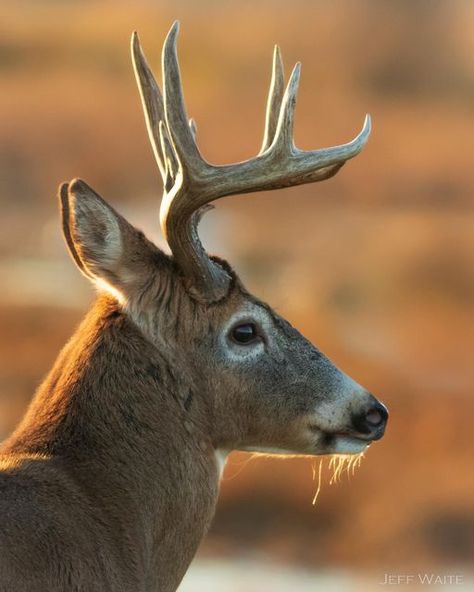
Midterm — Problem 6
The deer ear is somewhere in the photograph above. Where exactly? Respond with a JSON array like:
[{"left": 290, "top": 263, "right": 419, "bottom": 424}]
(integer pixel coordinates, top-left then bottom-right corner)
[{"left": 59, "top": 179, "right": 158, "bottom": 300}]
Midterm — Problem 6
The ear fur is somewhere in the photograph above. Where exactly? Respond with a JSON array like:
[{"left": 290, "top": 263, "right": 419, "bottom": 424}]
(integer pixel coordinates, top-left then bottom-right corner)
[
  {"left": 59, "top": 182, "right": 95, "bottom": 280},
  {"left": 59, "top": 178, "right": 160, "bottom": 301}
]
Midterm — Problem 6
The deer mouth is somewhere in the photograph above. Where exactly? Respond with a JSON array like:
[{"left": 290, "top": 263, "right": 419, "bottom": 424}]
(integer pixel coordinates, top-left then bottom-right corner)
[
  {"left": 308, "top": 426, "right": 374, "bottom": 455},
  {"left": 329, "top": 434, "right": 372, "bottom": 455},
  {"left": 310, "top": 424, "right": 373, "bottom": 441}
]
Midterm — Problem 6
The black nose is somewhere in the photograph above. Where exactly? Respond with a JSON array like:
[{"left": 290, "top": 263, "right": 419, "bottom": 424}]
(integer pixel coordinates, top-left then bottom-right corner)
[{"left": 352, "top": 399, "right": 388, "bottom": 439}]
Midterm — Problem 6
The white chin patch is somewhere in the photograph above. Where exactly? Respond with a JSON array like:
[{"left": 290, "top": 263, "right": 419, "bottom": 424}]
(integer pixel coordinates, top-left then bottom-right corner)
[
  {"left": 332, "top": 436, "right": 370, "bottom": 455},
  {"left": 214, "top": 449, "right": 229, "bottom": 479}
]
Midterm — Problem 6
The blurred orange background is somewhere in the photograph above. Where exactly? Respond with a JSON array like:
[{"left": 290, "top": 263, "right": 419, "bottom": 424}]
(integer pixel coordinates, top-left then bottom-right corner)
[{"left": 1, "top": 1, "right": 473, "bottom": 590}]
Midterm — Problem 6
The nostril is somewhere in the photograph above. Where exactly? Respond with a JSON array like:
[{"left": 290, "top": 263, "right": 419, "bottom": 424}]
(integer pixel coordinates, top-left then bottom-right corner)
[
  {"left": 365, "top": 402, "right": 388, "bottom": 428},
  {"left": 366, "top": 408, "right": 383, "bottom": 427},
  {"left": 351, "top": 398, "right": 388, "bottom": 436}
]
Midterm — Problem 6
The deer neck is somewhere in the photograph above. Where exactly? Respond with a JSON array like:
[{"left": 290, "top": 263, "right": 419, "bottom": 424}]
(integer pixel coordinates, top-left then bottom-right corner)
[{"left": 2, "top": 295, "right": 220, "bottom": 590}]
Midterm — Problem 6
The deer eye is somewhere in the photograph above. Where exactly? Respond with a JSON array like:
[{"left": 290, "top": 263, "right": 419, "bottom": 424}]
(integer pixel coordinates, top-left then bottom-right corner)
[{"left": 231, "top": 322, "right": 259, "bottom": 345}]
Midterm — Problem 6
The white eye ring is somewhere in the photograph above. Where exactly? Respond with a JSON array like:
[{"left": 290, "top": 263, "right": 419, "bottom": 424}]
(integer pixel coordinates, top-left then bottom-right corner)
[{"left": 221, "top": 310, "right": 268, "bottom": 361}]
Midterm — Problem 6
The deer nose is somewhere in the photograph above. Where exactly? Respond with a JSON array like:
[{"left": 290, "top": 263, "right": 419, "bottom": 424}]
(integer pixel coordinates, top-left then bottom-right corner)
[{"left": 351, "top": 398, "right": 388, "bottom": 440}]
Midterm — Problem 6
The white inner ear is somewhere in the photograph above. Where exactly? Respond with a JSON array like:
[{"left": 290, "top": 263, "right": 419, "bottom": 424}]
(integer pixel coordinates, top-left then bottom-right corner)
[
  {"left": 72, "top": 195, "right": 127, "bottom": 304},
  {"left": 75, "top": 198, "right": 123, "bottom": 267},
  {"left": 100, "top": 214, "right": 122, "bottom": 268},
  {"left": 91, "top": 204, "right": 125, "bottom": 303}
]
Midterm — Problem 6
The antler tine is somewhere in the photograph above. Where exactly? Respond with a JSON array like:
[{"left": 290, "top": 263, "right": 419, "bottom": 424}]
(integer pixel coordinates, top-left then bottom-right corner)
[
  {"left": 162, "top": 21, "right": 205, "bottom": 172},
  {"left": 131, "top": 31, "right": 168, "bottom": 181},
  {"left": 288, "top": 113, "right": 372, "bottom": 183},
  {"left": 272, "top": 62, "right": 301, "bottom": 152},
  {"left": 260, "top": 46, "right": 285, "bottom": 154},
  {"left": 201, "top": 113, "right": 371, "bottom": 199}
]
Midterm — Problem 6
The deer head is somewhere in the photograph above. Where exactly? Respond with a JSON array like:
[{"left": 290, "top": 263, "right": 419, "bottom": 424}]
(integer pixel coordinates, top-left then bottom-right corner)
[{"left": 60, "top": 21, "right": 387, "bottom": 460}]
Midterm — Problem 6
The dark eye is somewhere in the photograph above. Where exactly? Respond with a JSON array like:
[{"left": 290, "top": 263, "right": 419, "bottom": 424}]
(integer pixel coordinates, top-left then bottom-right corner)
[{"left": 231, "top": 323, "right": 259, "bottom": 345}]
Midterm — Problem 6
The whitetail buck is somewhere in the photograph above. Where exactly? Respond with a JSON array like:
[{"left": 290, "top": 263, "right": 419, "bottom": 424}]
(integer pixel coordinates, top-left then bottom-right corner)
[{"left": 0, "top": 22, "right": 387, "bottom": 592}]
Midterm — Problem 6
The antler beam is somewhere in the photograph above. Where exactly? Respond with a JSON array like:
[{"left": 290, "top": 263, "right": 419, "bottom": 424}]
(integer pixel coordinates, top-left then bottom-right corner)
[{"left": 132, "top": 21, "right": 371, "bottom": 301}]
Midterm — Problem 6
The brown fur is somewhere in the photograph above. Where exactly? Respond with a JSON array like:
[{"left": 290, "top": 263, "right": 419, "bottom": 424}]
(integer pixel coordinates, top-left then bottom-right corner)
[
  {"left": 1, "top": 296, "right": 218, "bottom": 591},
  {"left": 0, "top": 179, "right": 387, "bottom": 590}
]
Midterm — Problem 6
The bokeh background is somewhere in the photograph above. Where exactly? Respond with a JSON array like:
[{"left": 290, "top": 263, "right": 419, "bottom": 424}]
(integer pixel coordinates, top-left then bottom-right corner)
[{"left": 1, "top": 1, "right": 473, "bottom": 590}]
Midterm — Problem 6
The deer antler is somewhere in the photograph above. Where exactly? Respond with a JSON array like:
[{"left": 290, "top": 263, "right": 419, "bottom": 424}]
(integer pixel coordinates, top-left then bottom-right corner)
[{"left": 132, "top": 21, "right": 371, "bottom": 301}]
